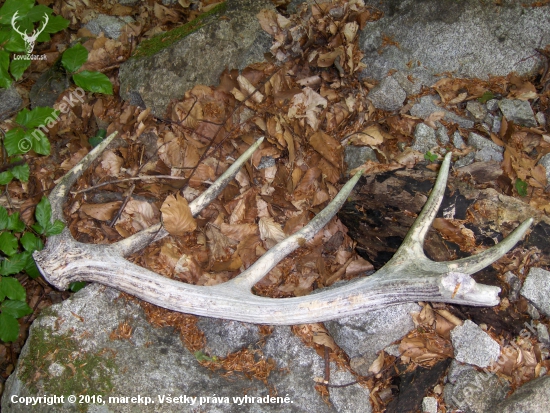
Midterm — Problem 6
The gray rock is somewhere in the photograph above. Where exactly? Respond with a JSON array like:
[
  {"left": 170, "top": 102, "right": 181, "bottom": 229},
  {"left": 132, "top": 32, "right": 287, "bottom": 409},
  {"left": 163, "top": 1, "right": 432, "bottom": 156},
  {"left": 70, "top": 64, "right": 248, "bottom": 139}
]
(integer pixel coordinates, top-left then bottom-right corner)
[
  {"left": 411, "top": 123, "right": 438, "bottom": 153},
  {"left": 498, "top": 99, "right": 537, "bottom": 127},
  {"left": 455, "top": 152, "right": 475, "bottom": 168},
  {"left": 325, "top": 303, "right": 420, "bottom": 376},
  {"left": 119, "top": 0, "right": 274, "bottom": 116},
  {"left": 452, "top": 131, "right": 466, "bottom": 150},
  {"left": 118, "top": 0, "right": 140, "bottom": 5},
  {"left": 262, "top": 326, "right": 370, "bottom": 412},
  {"left": 466, "top": 100, "right": 487, "bottom": 120},
  {"left": 197, "top": 317, "right": 260, "bottom": 358},
  {"left": 384, "top": 344, "right": 401, "bottom": 358},
  {"left": 486, "top": 99, "right": 499, "bottom": 112},
  {"left": 450, "top": 320, "right": 500, "bottom": 368},
  {"left": 29, "top": 65, "right": 70, "bottom": 109},
  {"left": 503, "top": 271, "right": 521, "bottom": 301},
  {"left": 538, "top": 153, "right": 550, "bottom": 184},
  {"left": 536, "top": 323, "right": 550, "bottom": 345},
  {"left": 367, "top": 76, "right": 406, "bottom": 111},
  {"left": 481, "top": 113, "right": 495, "bottom": 133},
  {"left": 436, "top": 123, "right": 449, "bottom": 145},
  {"left": 1, "top": 284, "right": 354, "bottom": 412},
  {"left": 468, "top": 132, "right": 504, "bottom": 162},
  {"left": 527, "top": 302, "right": 541, "bottom": 320},
  {"left": 491, "top": 375, "right": 550, "bottom": 413},
  {"left": 410, "top": 95, "right": 475, "bottom": 129},
  {"left": 391, "top": 68, "right": 435, "bottom": 96},
  {"left": 0, "top": 86, "right": 22, "bottom": 121},
  {"left": 84, "top": 14, "right": 134, "bottom": 39},
  {"left": 359, "top": 0, "right": 549, "bottom": 81},
  {"left": 344, "top": 145, "right": 378, "bottom": 174},
  {"left": 491, "top": 115, "right": 502, "bottom": 134},
  {"left": 444, "top": 361, "right": 510, "bottom": 413},
  {"left": 422, "top": 396, "right": 438, "bottom": 413},
  {"left": 328, "top": 368, "right": 371, "bottom": 413},
  {"left": 536, "top": 111, "right": 547, "bottom": 127},
  {"left": 521, "top": 267, "right": 550, "bottom": 317}
]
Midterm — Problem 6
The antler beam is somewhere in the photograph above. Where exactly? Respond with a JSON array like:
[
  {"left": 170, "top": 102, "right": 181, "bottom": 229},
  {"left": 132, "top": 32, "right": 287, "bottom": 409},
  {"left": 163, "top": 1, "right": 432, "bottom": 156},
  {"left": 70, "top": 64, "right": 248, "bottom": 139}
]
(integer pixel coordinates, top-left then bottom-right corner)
[{"left": 34, "top": 133, "right": 533, "bottom": 324}]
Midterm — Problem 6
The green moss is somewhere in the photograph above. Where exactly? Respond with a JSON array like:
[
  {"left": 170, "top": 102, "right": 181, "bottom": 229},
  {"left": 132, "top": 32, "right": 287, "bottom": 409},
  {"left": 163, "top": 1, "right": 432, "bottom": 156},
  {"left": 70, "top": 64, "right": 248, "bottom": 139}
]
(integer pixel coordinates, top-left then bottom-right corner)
[
  {"left": 132, "top": 2, "right": 228, "bottom": 59},
  {"left": 18, "top": 326, "right": 118, "bottom": 412}
]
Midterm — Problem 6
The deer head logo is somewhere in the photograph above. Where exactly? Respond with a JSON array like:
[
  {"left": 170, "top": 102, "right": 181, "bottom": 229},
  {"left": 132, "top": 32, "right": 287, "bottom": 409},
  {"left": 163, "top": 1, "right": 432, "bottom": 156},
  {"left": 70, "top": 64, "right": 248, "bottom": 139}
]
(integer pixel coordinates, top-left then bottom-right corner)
[{"left": 11, "top": 11, "right": 49, "bottom": 55}]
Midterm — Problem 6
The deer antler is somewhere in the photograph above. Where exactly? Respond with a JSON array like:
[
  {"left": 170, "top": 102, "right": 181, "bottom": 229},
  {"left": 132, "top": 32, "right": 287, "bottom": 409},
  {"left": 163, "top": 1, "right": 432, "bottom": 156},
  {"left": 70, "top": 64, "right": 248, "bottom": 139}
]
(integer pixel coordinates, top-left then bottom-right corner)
[{"left": 33, "top": 132, "right": 533, "bottom": 324}]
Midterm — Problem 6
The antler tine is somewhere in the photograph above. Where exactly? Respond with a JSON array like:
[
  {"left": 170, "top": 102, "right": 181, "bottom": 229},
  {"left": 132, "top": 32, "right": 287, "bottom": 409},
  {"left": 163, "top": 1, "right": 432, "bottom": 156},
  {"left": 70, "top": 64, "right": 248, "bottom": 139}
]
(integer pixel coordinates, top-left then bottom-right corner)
[
  {"left": 49, "top": 131, "right": 119, "bottom": 223},
  {"left": 391, "top": 152, "right": 453, "bottom": 262},
  {"left": 113, "top": 137, "right": 265, "bottom": 256},
  {"left": 443, "top": 217, "right": 533, "bottom": 275},
  {"left": 385, "top": 151, "right": 533, "bottom": 276},
  {"left": 225, "top": 169, "right": 364, "bottom": 290}
]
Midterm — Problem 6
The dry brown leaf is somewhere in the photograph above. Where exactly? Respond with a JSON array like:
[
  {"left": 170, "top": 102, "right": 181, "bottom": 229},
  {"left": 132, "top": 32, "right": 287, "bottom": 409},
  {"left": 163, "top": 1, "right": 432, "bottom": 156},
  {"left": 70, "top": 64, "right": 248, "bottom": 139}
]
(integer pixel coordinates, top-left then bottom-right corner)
[
  {"left": 100, "top": 150, "right": 123, "bottom": 176},
  {"left": 287, "top": 87, "right": 327, "bottom": 131},
  {"left": 259, "top": 217, "right": 286, "bottom": 248},
  {"left": 206, "top": 224, "right": 235, "bottom": 261},
  {"left": 343, "top": 22, "right": 359, "bottom": 43},
  {"left": 220, "top": 223, "right": 258, "bottom": 241},
  {"left": 237, "top": 75, "right": 264, "bottom": 103},
  {"left": 80, "top": 202, "right": 122, "bottom": 221},
  {"left": 447, "top": 92, "right": 468, "bottom": 105},
  {"left": 159, "top": 242, "right": 182, "bottom": 270},
  {"left": 350, "top": 125, "right": 389, "bottom": 146},
  {"left": 309, "top": 131, "right": 342, "bottom": 167},
  {"left": 317, "top": 47, "right": 344, "bottom": 68},
  {"left": 508, "top": 76, "right": 538, "bottom": 100},
  {"left": 257, "top": 9, "right": 279, "bottom": 36},
  {"left": 368, "top": 352, "right": 385, "bottom": 374},
  {"left": 161, "top": 193, "right": 197, "bottom": 236},
  {"left": 310, "top": 324, "right": 337, "bottom": 350}
]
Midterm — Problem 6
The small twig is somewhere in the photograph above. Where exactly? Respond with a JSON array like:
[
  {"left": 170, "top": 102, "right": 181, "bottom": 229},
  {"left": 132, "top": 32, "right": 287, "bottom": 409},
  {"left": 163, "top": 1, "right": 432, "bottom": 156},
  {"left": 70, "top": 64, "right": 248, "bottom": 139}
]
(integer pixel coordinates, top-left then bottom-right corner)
[
  {"left": 71, "top": 175, "right": 189, "bottom": 195},
  {"left": 109, "top": 183, "right": 135, "bottom": 227},
  {"left": 324, "top": 345, "right": 330, "bottom": 384},
  {"left": 0, "top": 159, "right": 25, "bottom": 173}
]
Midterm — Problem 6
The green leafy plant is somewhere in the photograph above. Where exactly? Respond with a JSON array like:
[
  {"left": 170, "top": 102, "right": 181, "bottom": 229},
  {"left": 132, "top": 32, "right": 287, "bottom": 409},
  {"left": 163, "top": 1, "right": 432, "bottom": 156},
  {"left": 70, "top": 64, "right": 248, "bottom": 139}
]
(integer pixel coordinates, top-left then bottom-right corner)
[
  {"left": 61, "top": 43, "right": 113, "bottom": 95},
  {"left": 478, "top": 91, "right": 495, "bottom": 104},
  {"left": 0, "top": 196, "right": 64, "bottom": 342},
  {"left": 515, "top": 178, "right": 528, "bottom": 197},
  {"left": 69, "top": 281, "right": 87, "bottom": 292},
  {"left": 2, "top": 106, "right": 58, "bottom": 159},
  {"left": 0, "top": 0, "right": 69, "bottom": 88},
  {"left": 0, "top": 158, "right": 30, "bottom": 186},
  {"left": 424, "top": 151, "right": 438, "bottom": 162},
  {"left": 194, "top": 351, "right": 219, "bottom": 363},
  {"left": 89, "top": 128, "right": 107, "bottom": 148}
]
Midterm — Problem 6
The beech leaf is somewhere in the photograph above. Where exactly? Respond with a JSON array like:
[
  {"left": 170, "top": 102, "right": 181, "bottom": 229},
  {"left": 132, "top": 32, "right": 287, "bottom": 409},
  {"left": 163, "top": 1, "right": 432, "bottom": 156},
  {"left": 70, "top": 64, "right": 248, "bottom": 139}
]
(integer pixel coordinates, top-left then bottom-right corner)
[{"left": 161, "top": 194, "right": 197, "bottom": 236}]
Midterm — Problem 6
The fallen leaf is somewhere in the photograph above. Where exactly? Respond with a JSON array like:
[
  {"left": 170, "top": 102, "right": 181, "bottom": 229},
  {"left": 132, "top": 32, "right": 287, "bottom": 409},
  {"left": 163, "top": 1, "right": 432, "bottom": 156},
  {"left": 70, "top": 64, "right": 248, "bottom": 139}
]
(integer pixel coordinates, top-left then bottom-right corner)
[
  {"left": 259, "top": 217, "right": 286, "bottom": 248},
  {"left": 309, "top": 131, "right": 342, "bottom": 167},
  {"left": 161, "top": 194, "right": 197, "bottom": 236},
  {"left": 237, "top": 75, "right": 264, "bottom": 103},
  {"left": 80, "top": 202, "right": 122, "bottom": 221},
  {"left": 368, "top": 352, "right": 385, "bottom": 374},
  {"left": 310, "top": 323, "right": 337, "bottom": 350},
  {"left": 287, "top": 87, "right": 327, "bottom": 131}
]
